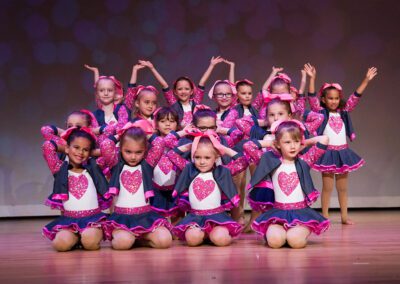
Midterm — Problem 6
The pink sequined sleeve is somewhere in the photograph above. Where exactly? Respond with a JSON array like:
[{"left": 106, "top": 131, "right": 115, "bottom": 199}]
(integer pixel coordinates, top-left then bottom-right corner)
[
  {"left": 308, "top": 93, "right": 323, "bottom": 112},
  {"left": 300, "top": 142, "right": 327, "bottom": 167},
  {"left": 42, "top": 140, "right": 63, "bottom": 175},
  {"left": 243, "top": 140, "right": 263, "bottom": 165},
  {"left": 145, "top": 136, "right": 165, "bottom": 167},
  {"left": 164, "top": 132, "right": 180, "bottom": 149},
  {"left": 40, "top": 125, "right": 66, "bottom": 147},
  {"left": 163, "top": 89, "right": 177, "bottom": 106},
  {"left": 223, "top": 128, "right": 243, "bottom": 148},
  {"left": 221, "top": 108, "right": 239, "bottom": 128},
  {"left": 166, "top": 149, "right": 189, "bottom": 171},
  {"left": 193, "top": 86, "right": 205, "bottom": 104},
  {"left": 115, "top": 105, "right": 130, "bottom": 132},
  {"left": 344, "top": 92, "right": 361, "bottom": 112},
  {"left": 259, "top": 105, "right": 267, "bottom": 120},
  {"left": 304, "top": 111, "right": 324, "bottom": 135},
  {"left": 99, "top": 137, "right": 119, "bottom": 168},
  {"left": 223, "top": 155, "right": 248, "bottom": 176},
  {"left": 253, "top": 90, "right": 264, "bottom": 111},
  {"left": 124, "top": 85, "right": 137, "bottom": 110},
  {"left": 294, "top": 95, "right": 306, "bottom": 116},
  {"left": 235, "top": 117, "right": 254, "bottom": 138}
]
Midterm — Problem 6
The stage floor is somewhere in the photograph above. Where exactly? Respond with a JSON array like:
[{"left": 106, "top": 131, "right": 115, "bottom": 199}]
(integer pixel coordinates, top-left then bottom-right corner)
[{"left": 1, "top": 210, "right": 400, "bottom": 283}]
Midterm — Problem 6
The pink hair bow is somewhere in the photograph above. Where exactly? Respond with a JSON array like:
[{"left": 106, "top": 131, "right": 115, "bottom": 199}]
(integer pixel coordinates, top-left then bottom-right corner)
[
  {"left": 267, "top": 73, "right": 292, "bottom": 92},
  {"left": 61, "top": 127, "right": 97, "bottom": 142},
  {"left": 208, "top": 80, "right": 237, "bottom": 99},
  {"left": 263, "top": 91, "right": 296, "bottom": 113},
  {"left": 235, "top": 79, "right": 254, "bottom": 86},
  {"left": 117, "top": 120, "right": 154, "bottom": 137},
  {"left": 318, "top": 83, "right": 343, "bottom": 97},
  {"left": 79, "top": 109, "right": 99, "bottom": 128},
  {"left": 190, "top": 130, "right": 225, "bottom": 161},
  {"left": 193, "top": 104, "right": 212, "bottom": 114}
]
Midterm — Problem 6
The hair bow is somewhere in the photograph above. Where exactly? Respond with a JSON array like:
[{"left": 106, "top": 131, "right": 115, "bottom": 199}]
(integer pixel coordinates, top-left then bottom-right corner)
[{"left": 189, "top": 130, "right": 225, "bottom": 161}]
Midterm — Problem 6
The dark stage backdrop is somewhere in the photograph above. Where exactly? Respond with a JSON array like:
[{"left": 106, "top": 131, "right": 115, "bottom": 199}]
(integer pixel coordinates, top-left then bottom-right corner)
[{"left": 0, "top": 0, "right": 399, "bottom": 216}]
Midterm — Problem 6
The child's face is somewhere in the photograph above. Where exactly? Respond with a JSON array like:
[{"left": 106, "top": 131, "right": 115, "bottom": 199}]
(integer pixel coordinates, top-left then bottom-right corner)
[
  {"left": 271, "top": 83, "right": 290, "bottom": 94},
  {"left": 174, "top": 80, "right": 193, "bottom": 103},
  {"left": 196, "top": 116, "right": 217, "bottom": 132},
  {"left": 121, "top": 137, "right": 146, "bottom": 167},
  {"left": 322, "top": 89, "right": 340, "bottom": 111},
  {"left": 275, "top": 132, "right": 301, "bottom": 161},
  {"left": 96, "top": 79, "right": 115, "bottom": 105},
  {"left": 157, "top": 114, "right": 178, "bottom": 136},
  {"left": 214, "top": 84, "right": 233, "bottom": 109},
  {"left": 193, "top": 143, "right": 219, "bottom": 173},
  {"left": 67, "top": 114, "right": 88, "bottom": 128},
  {"left": 237, "top": 85, "right": 253, "bottom": 106},
  {"left": 65, "top": 137, "right": 91, "bottom": 168},
  {"left": 135, "top": 91, "right": 157, "bottom": 118},
  {"left": 267, "top": 103, "right": 291, "bottom": 126}
]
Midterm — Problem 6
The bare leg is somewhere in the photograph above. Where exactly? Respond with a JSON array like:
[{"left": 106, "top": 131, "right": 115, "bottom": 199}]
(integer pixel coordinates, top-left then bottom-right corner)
[
  {"left": 111, "top": 229, "right": 136, "bottom": 250},
  {"left": 144, "top": 227, "right": 172, "bottom": 249},
  {"left": 244, "top": 210, "right": 260, "bottom": 233},
  {"left": 185, "top": 227, "right": 205, "bottom": 247},
  {"left": 336, "top": 173, "right": 354, "bottom": 225},
  {"left": 52, "top": 230, "right": 79, "bottom": 252},
  {"left": 209, "top": 226, "right": 232, "bottom": 247},
  {"left": 321, "top": 173, "right": 335, "bottom": 218},
  {"left": 81, "top": 227, "right": 103, "bottom": 250},
  {"left": 286, "top": 226, "right": 311, "bottom": 249},
  {"left": 266, "top": 224, "right": 286, "bottom": 248}
]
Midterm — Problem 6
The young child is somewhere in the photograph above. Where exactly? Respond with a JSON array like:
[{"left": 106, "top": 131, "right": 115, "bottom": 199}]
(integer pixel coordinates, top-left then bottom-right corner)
[
  {"left": 244, "top": 120, "right": 330, "bottom": 248},
  {"left": 166, "top": 131, "right": 248, "bottom": 246},
  {"left": 304, "top": 63, "right": 378, "bottom": 225},
  {"left": 126, "top": 85, "right": 159, "bottom": 123},
  {"left": 42, "top": 127, "right": 111, "bottom": 251},
  {"left": 208, "top": 80, "right": 237, "bottom": 124},
  {"left": 131, "top": 57, "right": 226, "bottom": 127},
  {"left": 100, "top": 121, "right": 172, "bottom": 250}
]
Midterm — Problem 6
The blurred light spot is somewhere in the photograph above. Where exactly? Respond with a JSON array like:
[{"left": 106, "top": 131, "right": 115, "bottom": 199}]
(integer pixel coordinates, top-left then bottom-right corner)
[
  {"left": 52, "top": 0, "right": 79, "bottom": 27},
  {"left": 0, "top": 43, "right": 12, "bottom": 66},
  {"left": 24, "top": 14, "right": 49, "bottom": 38},
  {"left": 34, "top": 41, "right": 57, "bottom": 64},
  {"left": 105, "top": 0, "right": 130, "bottom": 13},
  {"left": 57, "top": 41, "right": 79, "bottom": 64}
]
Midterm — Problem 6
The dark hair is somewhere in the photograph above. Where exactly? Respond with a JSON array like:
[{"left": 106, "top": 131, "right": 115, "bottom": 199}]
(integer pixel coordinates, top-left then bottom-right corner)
[
  {"left": 155, "top": 107, "right": 180, "bottom": 134},
  {"left": 275, "top": 121, "right": 303, "bottom": 144},
  {"left": 266, "top": 99, "right": 292, "bottom": 116},
  {"left": 192, "top": 109, "right": 217, "bottom": 127},
  {"left": 235, "top": 81, "right": 252, "bottom": 90},
  {"left": 270, "top": 78, "right": 290, "bottom": 92},
  {"left": 173, "top": 76, "right": 194, "bottom": 90},
  {"left": 66, "top": 128, "right": 96, "bottom": 151},
  {"left": 120, "top": 127, "right": 148, "bottom": 149},
  {"left": 67, "top": 111, "right": 92, "bottom": 127},
  {"left": 320, "top": 86, "right": 346, "bottom": 110}
]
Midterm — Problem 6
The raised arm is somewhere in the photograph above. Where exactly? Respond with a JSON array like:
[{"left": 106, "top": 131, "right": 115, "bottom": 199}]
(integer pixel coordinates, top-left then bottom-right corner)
[
  {"left": 224, "top": 59, "right": 235, "bottom": 83},
  {"left": 262, "top": 66, "right": 284, "bottom": 91},
  {"left": 243, "top": 140, "right": 264, "bottom": 165},
  {"left": 166, "top": 144, "right": 191, "bottom": 171},
  {"left": 84, "top": 64, "right": 100, "bottom": 84},
  {"left": 99, "top": 136, "right": 119, "bottom": 169},
  {"left": 198, "top": 56, "right": 224, "bottom": 87},
  {"left": 300, "top": 135, "right": 329, "bottom": 167},
  {"left": 139, "top": 60, "right": 169, "bottom": 89},
  {"left": 304, "top": 63, "right": 322, "bottom": 112},
  {"left": 220, "top": 145, "right": 248, "bottom": 176},
  {"left": 41, "top": 125, "right": 67, "bottom": 147},
  {"left": 145, "top": 136, "right": 166, "bottom": 167},
  {"left": 303, "top": 111, "right": 324, "bottom": 135},
  {"left": 42, "top": 140, "right": 64, "bottom": 175}
]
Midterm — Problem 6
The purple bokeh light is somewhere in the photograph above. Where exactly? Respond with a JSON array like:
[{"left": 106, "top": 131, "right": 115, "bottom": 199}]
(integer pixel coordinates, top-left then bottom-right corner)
[
  {"left": 24, "top": 14, "right": 49, "bottom": 38},
  {"left": 0, "top": 43, "right": 12, "bottom": 66},
  {"left": 33, "top": 41, "right": 57, "bottom": 64},
  {"left": 52, "top": 0, "right": 79, "bottom": 27}
]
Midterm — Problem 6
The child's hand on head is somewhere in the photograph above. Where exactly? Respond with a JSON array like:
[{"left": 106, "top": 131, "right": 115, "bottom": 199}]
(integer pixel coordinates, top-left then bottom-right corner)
[
  {"left": 210, "top": 56, "right": 224, "bottom": 66},
  {"left": 365, "top": 67, "right": 378, "bottom": 81}
]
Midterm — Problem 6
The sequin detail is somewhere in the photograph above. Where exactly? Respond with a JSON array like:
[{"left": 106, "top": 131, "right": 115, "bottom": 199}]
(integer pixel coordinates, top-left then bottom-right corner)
[
  {"left": 278, "top": 172, "right": 299, "bottom": 196},
  {"left": 190, "top": 206, "right": 225, "bottom": 215},
  {"left": 181, "top": 111, "right": 193, "bottom": 127},
  {"left": 121, "top": 170, "right": 142, "bottom": 194},
  {"left": 158, "top": 155, "right": 173, "bottom": 175},
  {"left": 193, "top": 177, "right": 215, "bottom": 201},
  {"left": 146, "top": 136, "right": 165, "bottom": 167},
  {"left": 273, "top": 201, "right": 307, "bottom": 210},
  {"left": 68, "top": 175, "right": 89, "bottom": 199},
  {"left": 63, "top": 207, "right": 101, "bottom": 218},
  {"left": 327, "top": 144, "right": 348, "bottom": 150},
  {"left": 328, "top": 116, "right": 343, "bottom": 134},
  {"left": 114, "top": 205, "right": 152, "bottom": 215}
]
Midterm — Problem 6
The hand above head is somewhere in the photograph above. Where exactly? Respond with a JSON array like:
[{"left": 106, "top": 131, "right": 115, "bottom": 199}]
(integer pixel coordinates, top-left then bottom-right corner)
[
  {"left": 132, "top": 63, "right": 146, "bottom": 71},
  {"left": 210, "top": 56, "right": 224, "bottom": 66},
  {"left": 84, "top": 64, "right": 98, "bottom": 72},
  {"left": 272, "top": 66, "right": 284, "bottom": 75},
  {"left": 303, "top": 63, "right": 316, "bottom": 78},
  {"left": 138, "top": 60, "right": 154, "bottom": 69},
  {"left": 223, "top": 59, "right": 235, "bottom": 67},
  {"left": 365, "top": 67, "right": 378, "bottom": 81}
]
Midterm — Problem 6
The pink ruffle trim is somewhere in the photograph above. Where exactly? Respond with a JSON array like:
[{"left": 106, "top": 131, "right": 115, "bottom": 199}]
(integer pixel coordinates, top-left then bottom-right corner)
[
  {"left": 247, "top": 198, "right": 274, "bottom": 212},
  {"left": 312, "top": 159, "right": 365, "bottom": 174},
  {"left": 103, "top": 219, "right": 172, "bottom": 240},
  {"left": 252, "top": 217, "right": 330, "bottom": 236},
  {"left": 44, "top": 199, "right": 64, "bottom": 210},
  {"left": 172, "top": 220, "right": 243, "bottom": 240}
]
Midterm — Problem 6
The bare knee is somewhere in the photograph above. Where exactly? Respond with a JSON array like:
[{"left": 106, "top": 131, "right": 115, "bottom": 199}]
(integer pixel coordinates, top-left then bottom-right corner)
[
  {"left": 286, "top": 227, "right": 309, "bottom": 249},
  {"left": 81, "top": 228, "right": 103, "bottom": 250},
  {"left": 52, "top": 230, "right": 78, "bottom": 252},
  {"left": 209, "top": 226, "right": 232, "bottom": 247},
  {"left": 149, "top": 227, "right": 172, "bottom": 249},
  {"left": 185, "top": 228, "right": 205, "bottom": 247},
  {"left": 266, "top": 225, "right": 286, "bottom": 249},
  {"left": 112, "top": 229, "right": 135, "bottom": 250}
]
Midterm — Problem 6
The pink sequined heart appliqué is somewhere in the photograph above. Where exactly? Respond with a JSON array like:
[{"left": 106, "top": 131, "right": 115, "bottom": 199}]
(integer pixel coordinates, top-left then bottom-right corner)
[
  {"left": 158, "top": 156, "right": 173, "bottom": 175},
  {"left": 121, "top": 170, "right": 142, "bottom": 194},
  {"left": 278, "top": 172, "right": 299, "bottom": 196},
  {"left": 68, "top": 175, "right": 89, "bottom": 200},
  {"left": 328, "top": 116, "right": 343, "bottom": 134},
  {"left": 193, "top": 177, "right": 215, "bottom": 201}
]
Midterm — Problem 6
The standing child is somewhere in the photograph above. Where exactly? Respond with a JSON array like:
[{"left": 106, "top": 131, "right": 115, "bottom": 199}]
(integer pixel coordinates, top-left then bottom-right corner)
[
  {"left": 244, "top": 120, "right": 330, "bottom": 248},
  {"left": 42, "top": 128, "right": 112, "bottom": 251},
  {"left": 304, "top": 64, "right": 378, "bottom": 225},
  {"left": 100, "top": 121, "right": 172, "bottom": 250}
]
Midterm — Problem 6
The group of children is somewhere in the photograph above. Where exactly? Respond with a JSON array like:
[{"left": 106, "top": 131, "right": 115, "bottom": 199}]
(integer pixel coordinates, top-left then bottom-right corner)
[{"left": 40, "top": 57, "right": 377, "bottom": 251}]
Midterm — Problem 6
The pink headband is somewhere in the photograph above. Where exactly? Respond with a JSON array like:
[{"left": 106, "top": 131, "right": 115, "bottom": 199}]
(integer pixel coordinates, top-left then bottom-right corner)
[
  {"left": 133, "top": 85, "right": 159, "bottom": 101},
  {"left": 117, "top": 120, "right": 154, "bottom": 137},
  {"left": 190, "top": 130, "right": 225, "bottom": 162},
  {"left": 263, "top": 91, "right": 296, "bottom": 113},
  {"left": 61, "top": 127, "right": 97, "bottom": 142},
  {"left": 193, "top": 104, "right": 212, "bottom": 114},
  {"left": 318, "top": 83, "right": 343, "bottom": 97},
  {"left": 270, "top": 119, "right": 306, "bottom": 144},
  {"left": 79, "top": 109, "right": 99, "bottom": 128},
  {"left": 95, "top": 76, "right": 123, "bottom": 97},
  {"left": 290, "top": 86, "right": 298, "bottom": 94},
  {"left": 267, "top": 73, "right": 292, "bottom": 92},
  {"left": 208, "top": 80, "right": 237, "bottom": 99}
]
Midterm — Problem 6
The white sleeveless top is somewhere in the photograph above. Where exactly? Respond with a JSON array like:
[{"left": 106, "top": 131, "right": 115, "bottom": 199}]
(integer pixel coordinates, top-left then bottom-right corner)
[
  {"left": 115, "top": 164, "right": 147, "bottom": 208},
  {"left": 153, "top": 155, "right": 177, "bottom": 187},
  {"left": 105, "top": 113, "right": 118, "bottom": 125},
  {"left": 188, "top": 172, "right": 221, "bottom": 210},
  {"left": 272, "top": 163, "right": 305, "bottom": 204},
  {"left": 64, "top": 170, "right": 99, "bottom": 211},
  {"left": 323, "top": 112, "right": 347, "bottom": 145}
]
